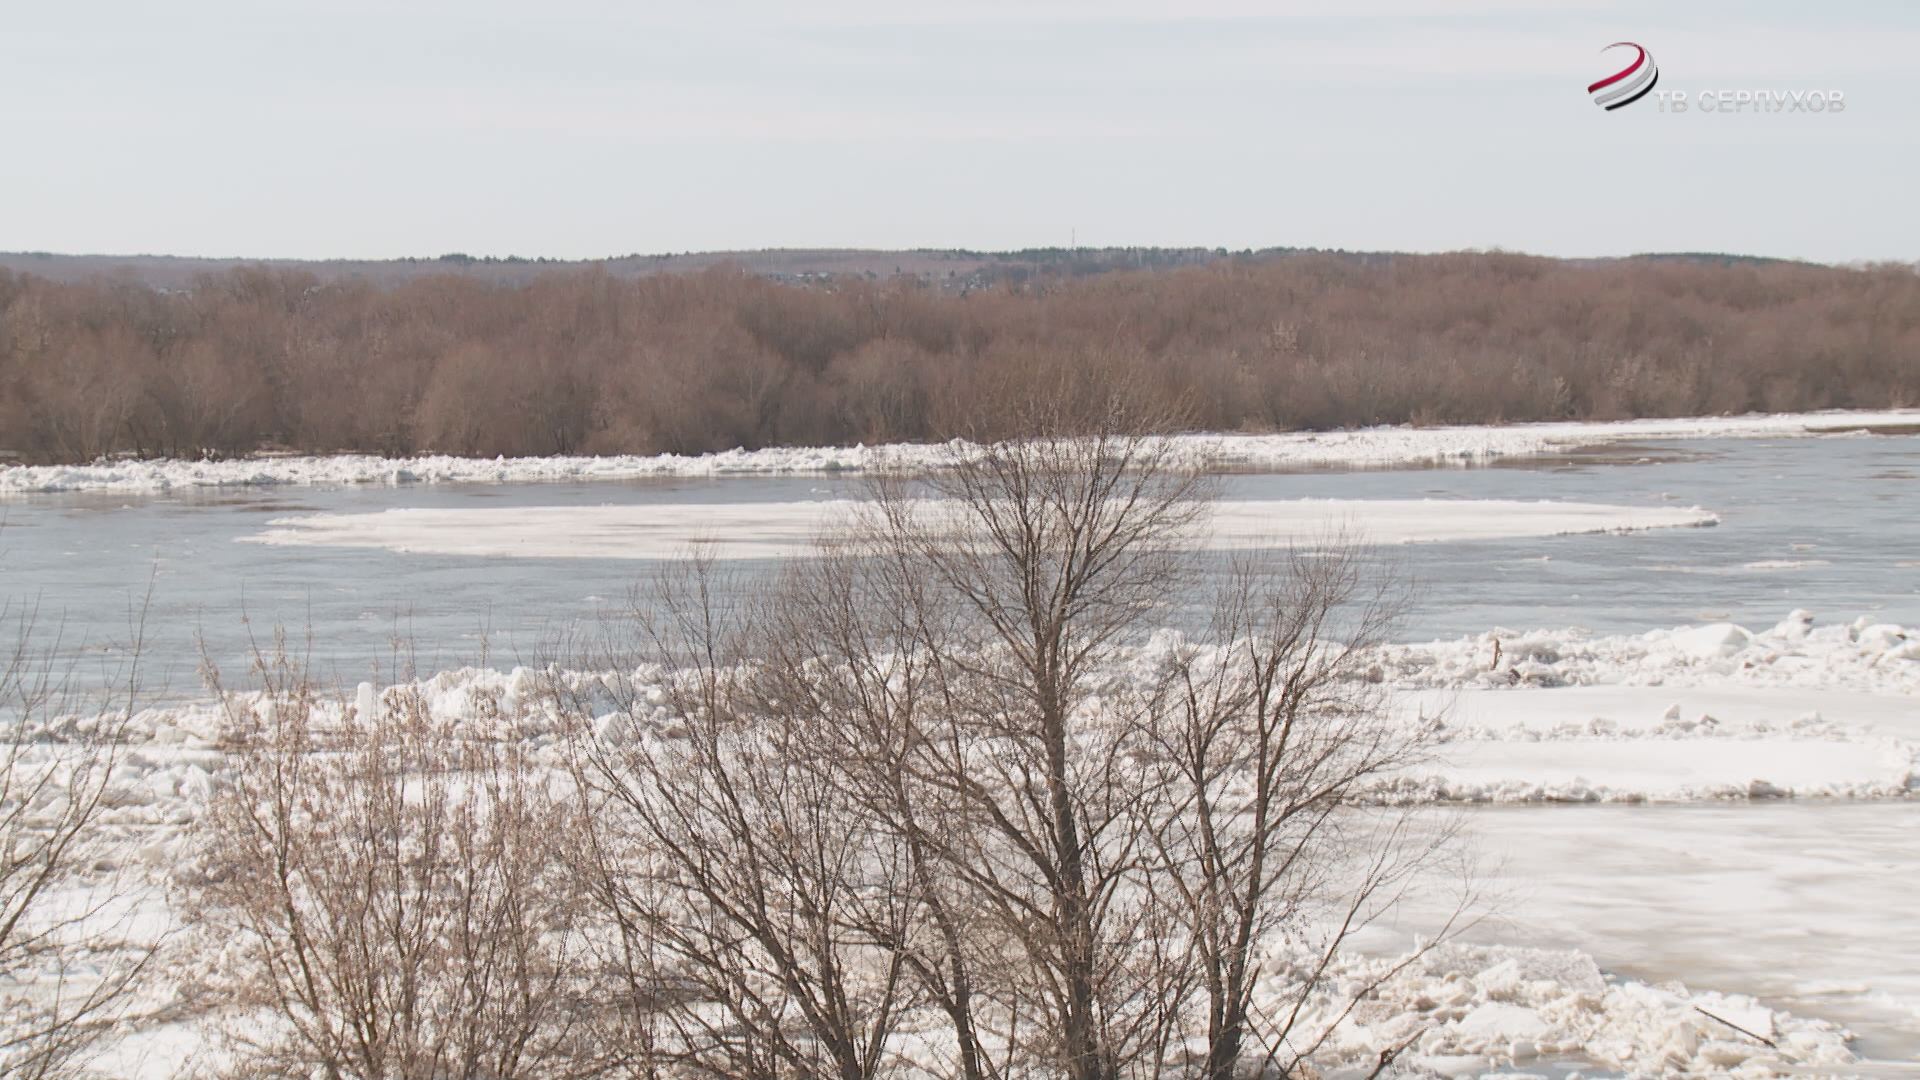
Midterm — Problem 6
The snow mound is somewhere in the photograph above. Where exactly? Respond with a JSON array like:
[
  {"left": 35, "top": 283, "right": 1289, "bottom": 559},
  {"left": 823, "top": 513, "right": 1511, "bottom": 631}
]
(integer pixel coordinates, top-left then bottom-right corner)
[
  {"left": 1670, "top": 622, "right": 1755, "bottom": 659},
  {"left": 1307, "top": 944, "right": 1855, "bottom": 1076},
  {"left": 1385, "top": 610, "right": 1920, "bottom": 695}
]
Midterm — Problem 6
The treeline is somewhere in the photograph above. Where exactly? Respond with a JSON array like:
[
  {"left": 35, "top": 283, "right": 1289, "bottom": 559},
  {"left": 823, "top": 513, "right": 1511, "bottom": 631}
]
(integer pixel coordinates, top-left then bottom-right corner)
[{"left": 2, "top": 253, "right": 1917, "bottom": 462}]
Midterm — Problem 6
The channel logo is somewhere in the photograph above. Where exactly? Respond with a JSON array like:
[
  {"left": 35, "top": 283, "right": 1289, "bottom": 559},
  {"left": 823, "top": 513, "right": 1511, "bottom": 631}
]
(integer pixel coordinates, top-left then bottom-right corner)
[{"left": 1588, "top": 42, "right": 1659, "bottom": 111}]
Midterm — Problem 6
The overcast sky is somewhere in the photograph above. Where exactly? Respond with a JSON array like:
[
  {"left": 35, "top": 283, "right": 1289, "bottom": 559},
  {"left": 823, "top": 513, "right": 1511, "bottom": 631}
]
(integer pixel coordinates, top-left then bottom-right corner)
[{"left": 6, "top": 0, "right": 1916, "bottom": 262}]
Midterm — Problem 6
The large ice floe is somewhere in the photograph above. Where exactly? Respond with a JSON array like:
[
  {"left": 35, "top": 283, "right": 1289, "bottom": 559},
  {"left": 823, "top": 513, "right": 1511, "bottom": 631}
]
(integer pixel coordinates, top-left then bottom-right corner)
[
  {"left": 4, "top": 407, "right": 1917, "bottom": 495},
  {"left": 241, "top": 497, "right": 1719, "bottom": 560}
]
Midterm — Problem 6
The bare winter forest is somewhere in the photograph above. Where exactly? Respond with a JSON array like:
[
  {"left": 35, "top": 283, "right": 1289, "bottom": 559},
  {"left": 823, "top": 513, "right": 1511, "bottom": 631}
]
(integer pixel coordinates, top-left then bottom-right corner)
[{"left": 2, "top": 251, "right": 1917, "bottom": 463}]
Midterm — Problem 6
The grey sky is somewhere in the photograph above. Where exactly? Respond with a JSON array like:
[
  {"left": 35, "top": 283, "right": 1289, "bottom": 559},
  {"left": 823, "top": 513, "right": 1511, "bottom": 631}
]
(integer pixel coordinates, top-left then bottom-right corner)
[{"left": 5, "top": 0, "right": 1916, "bottom": 262}]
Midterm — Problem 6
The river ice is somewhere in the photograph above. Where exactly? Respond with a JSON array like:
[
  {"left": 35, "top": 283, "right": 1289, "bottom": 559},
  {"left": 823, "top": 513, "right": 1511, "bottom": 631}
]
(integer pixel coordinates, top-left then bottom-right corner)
[
  {"left": 241, "top": 497, "right": 1720, "bottom": 560},
  {"left": 6, "top": 416, "right": 1918, "bottom": 1075},
  {"left": 3, "top": 407, "right": 1916, "bottom": 495}
]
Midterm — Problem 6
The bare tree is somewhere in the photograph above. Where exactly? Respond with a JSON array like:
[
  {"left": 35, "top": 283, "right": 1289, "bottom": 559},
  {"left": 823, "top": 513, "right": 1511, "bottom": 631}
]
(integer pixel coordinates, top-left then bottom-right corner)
[
  {"left": 556, "top": 558, "right": 921, "bottom": 1080},
  {"left": 739, "top": 543, "right": 1014, "bottom": 1080},
  {"left": 556, "top": 401, "right": 1468, "bottom": 1079},
  {"left": 0, "top": 601, "right": 156, "bottom": 1080},
  {"left": 839, "top": 409, "right": 1212, "bottom": 1080},
  {"left": 566, "top": 404, "right": 1213, "bottom": 1078},
  {"left": 191, "top": 638, "right": 601, "bottom": 1079},
  {"left": 1132, "top": 543, "right": 1465, "bottom": 1078}
]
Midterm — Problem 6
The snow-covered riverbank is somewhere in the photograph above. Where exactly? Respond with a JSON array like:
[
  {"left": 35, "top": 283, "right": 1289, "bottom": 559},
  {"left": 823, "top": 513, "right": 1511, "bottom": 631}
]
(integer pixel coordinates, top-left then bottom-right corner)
[
  {"left": 5, "top": 408, "right": 1918, "bottom": 495},
  {"left": 86, "top": 610, "right": 1915, "bottom": 812},
  {"left": 16, "top": 607, "right": 1919, "bottom": 1076}
]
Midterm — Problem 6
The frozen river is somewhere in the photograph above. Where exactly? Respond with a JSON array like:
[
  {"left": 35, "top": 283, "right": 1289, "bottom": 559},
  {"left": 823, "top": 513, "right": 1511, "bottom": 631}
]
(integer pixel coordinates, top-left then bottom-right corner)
[
  {"left": 1437, "top": 802, "right": 1920, "bottom": 1064},
  {"left": 4, "top": 433, "right": 1917, "bottom": 694},
  {"left": 4, "top": 429, "right": 1919, "bottom": 1067}
]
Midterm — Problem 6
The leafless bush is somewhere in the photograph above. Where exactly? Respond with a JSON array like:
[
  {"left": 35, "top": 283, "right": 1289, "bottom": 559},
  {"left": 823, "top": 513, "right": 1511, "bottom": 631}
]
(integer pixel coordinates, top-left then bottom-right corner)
[
  {"left": 0, "top": 602, "right": 155, "bottom": 1080},
  {"left": 191, "top": 639, "right": 603, "bottom": 1079}
]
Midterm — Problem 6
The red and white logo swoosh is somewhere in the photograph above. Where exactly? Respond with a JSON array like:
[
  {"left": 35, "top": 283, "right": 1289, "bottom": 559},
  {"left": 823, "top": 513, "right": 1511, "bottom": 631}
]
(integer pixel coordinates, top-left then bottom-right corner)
[{"left": 1589, "top": 42, "right": 1659, "bottom": 111}]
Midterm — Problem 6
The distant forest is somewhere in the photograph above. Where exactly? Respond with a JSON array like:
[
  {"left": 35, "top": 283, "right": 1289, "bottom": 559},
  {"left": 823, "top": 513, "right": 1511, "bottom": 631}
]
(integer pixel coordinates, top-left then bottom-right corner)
[{"left": 1, "top": 251, "right": 1917, "bottom": 462}]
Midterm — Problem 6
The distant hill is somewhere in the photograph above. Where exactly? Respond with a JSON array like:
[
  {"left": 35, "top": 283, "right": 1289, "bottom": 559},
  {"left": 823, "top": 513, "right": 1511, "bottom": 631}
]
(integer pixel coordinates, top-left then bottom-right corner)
[
  {"left": 1621, "top": 251, "right": 1814, "bottom": 269},
  {"left": 0, "top": 246, "right": 1831, "bottom": 292},
  {"left": 0, "top": 247, "right": 1278, "bottom": 292}
]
